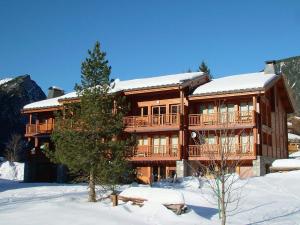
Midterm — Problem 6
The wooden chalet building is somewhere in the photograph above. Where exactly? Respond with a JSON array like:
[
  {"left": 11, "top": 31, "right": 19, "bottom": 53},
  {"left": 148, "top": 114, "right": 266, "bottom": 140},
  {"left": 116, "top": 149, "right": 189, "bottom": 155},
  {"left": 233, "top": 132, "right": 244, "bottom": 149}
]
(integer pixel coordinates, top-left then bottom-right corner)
[{"left": 22, "top": 61, "right": 295, "bottom": 182}]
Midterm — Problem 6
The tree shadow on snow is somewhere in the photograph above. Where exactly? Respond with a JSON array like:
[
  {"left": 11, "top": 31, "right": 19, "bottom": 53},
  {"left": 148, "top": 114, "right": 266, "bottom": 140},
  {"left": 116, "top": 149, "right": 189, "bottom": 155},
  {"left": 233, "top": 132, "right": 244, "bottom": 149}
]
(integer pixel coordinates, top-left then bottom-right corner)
[
  {"left": 247, "top": 208, "right": 300, "bottom": 225},
  {"left": 0, "top": 178, "right": 87, "bottom": 192},
  {"left": 188, "top": 204, "right": 219, "bottom": 219}
]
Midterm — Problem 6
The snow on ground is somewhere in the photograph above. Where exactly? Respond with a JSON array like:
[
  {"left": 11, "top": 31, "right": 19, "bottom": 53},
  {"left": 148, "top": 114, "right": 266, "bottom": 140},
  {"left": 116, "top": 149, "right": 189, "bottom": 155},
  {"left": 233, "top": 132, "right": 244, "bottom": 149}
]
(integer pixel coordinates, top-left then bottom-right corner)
[
  {"left": 120, "top": 187, "right": 185, "bottom": 205},
  {"left": 0, "top": 161, "right": 24, "bottom": 181},
  {"left": 1, "top": 171, "right": 300, "bottom": 225}
]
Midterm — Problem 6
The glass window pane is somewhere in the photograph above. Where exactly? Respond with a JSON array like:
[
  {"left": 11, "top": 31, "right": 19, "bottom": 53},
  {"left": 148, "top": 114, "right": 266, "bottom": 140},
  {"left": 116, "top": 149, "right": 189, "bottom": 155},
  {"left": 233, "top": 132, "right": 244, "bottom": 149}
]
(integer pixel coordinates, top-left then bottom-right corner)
[
  {"left": 240, "top": 102, "right": 248, "bottom": 111},
  {"left": 208, "top": 104, "right": 214, "bottom": 114},
  {"left": 160, "top": 106, "right": 166, "bottom": 114},
  {"left": 143, "top": 136, "right": 148, "bottom": 145}
]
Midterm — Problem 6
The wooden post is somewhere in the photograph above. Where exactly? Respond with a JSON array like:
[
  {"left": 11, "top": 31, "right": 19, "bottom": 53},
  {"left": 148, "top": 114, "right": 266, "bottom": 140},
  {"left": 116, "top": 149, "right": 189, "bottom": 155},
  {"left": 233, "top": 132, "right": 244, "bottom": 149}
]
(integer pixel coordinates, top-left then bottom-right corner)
[{"left": 112, "top": 194, "right": 118, "bottom": 207}]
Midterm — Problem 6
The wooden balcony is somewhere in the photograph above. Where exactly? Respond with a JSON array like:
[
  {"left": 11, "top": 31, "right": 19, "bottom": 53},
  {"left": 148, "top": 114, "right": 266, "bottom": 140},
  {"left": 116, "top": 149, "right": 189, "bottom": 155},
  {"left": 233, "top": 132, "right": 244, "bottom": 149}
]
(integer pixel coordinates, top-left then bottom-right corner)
[
  {"left": 189, "top": 111, "right": 255, "bottom": 130},
  {"left": 25, "top": 123, "right": 54, "bottom": 137},
  {"left": 123, "top": 114, "right": 180, "bottom": 132},
  {"left": 188, "top": 144, "right": 256, "bottom": 160},
  {"left": 130, "top": 145, "right": 181, "bottom": 161}
]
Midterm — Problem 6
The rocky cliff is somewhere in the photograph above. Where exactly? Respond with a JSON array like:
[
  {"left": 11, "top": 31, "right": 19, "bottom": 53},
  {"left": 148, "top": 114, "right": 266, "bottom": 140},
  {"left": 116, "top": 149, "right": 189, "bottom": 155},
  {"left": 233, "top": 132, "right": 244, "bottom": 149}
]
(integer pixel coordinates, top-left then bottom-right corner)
[{"left": 0, "top": 75, "right": 46, "bottom": 156}]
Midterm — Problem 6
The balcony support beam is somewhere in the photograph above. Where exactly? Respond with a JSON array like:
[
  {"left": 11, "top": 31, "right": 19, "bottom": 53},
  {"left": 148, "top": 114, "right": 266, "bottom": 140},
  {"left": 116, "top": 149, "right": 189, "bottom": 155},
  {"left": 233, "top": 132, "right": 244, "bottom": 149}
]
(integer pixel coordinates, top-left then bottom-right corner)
[{"left": 253, "top": 96, "right": 258, "bottom": 156}]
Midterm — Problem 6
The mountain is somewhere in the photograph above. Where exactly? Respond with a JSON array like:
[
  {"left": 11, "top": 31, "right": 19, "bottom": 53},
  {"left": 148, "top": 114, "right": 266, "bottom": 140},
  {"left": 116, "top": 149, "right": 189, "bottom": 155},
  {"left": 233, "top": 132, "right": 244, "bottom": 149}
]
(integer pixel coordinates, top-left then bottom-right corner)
[
  {"left": 275, "top": 56, "right": 300, "bottom": 114},
  {"left": 274, "top": 56, "right": 300, "bottom": 136},
  {"left": 0, "top": 75, "right": 46, "bottom": 157}
]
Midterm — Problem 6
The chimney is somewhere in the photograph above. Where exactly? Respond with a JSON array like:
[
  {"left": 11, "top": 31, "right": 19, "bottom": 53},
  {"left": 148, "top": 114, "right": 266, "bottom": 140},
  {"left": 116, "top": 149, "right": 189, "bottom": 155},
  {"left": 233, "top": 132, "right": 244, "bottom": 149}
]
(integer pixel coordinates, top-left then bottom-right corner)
[
  {"left": 47, "top": 86, "right": 64, "bottom": 99},
  {"left": 264, "top": 60, "right": 276, "bottom": 74}
]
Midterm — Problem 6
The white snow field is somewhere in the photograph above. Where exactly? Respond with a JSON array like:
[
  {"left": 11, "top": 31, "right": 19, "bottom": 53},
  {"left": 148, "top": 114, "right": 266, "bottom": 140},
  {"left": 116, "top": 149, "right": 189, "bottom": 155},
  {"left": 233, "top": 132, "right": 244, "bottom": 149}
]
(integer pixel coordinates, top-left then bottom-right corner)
[{"left": 1, "top": 171, "right": 300, "bottom": 225}]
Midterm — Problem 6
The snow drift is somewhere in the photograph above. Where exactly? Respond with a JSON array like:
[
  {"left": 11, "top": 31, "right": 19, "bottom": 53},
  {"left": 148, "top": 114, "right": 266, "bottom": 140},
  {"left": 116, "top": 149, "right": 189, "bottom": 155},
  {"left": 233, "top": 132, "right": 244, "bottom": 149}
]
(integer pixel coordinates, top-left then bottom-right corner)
[
  {"left": 120, "top": 187, "right": 185, "bottom": 205},
  {"left": 0, "top": 161, "right": 24, "bottom": 181}
]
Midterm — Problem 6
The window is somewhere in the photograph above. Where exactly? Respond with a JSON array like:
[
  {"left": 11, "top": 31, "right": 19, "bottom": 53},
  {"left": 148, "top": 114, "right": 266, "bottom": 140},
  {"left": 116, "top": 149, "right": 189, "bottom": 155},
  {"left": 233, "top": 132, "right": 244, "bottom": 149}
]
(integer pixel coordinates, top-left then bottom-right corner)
[
  {"left": 139, "top": 107, "right": 148, "bottom": 116},
  {"left": 199, "top": 104, "right": 206, "bottom": 114},
  {"left": 138, "top": 136, "right": 148, "bottom": 146},
  {"left": 240, "top": 102, "right": 253, "bottom": 121},
  {"left": 221, "top": 135, "right": 236, "bottom": 152},
  {"left": 220, "top": 104, "right": 235, "bottom": 123},
  {"left": 240, "top": 132, "right": 253, "bottom": 153},
  {"left": 152, "top": 106, "right": 166, "bottom": 125},
  {"left": 208, "top": 104, "right": 214, "bottom": 114},
  {"left": 170, "top": 104, "right": 180, "bottom": 114},
  {"left": 171, "top": 135, "right": 178, "bottom": 154},
  {"left": 153, "top": 136, "right": 167, "bottom": 154},
  {"left": 240, "top": 102, "right": 253, "bottom": 112},
  {"left": 206, "top": 134, "right": 215, "bottom": 144}
]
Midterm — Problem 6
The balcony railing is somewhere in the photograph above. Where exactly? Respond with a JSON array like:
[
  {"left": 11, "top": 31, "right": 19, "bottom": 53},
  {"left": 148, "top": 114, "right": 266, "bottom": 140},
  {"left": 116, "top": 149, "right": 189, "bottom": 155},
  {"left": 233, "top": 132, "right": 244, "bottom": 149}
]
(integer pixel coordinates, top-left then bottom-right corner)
[
  {"left": 189, "top": 111, "right": 254, "bottom": 128},
  {"left": 130, "top": 145, "right": 180, "bottom": 160},
  {"left": 25, "top": 123, "right": 54, "bottom": 136},
  {"left": 188, "top": 144, "right": 255, "bottom": 159},
  {"left": 124, "top": 114, "right": 180, "bottom": 129}
]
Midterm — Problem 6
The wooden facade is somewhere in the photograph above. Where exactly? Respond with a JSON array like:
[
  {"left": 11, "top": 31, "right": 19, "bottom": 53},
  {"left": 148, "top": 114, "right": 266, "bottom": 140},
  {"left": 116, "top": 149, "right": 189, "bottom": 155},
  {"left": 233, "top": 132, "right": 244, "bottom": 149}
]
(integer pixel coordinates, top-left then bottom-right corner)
[{"left": 22, "top": 69, "right": 294, "bottom": 183}]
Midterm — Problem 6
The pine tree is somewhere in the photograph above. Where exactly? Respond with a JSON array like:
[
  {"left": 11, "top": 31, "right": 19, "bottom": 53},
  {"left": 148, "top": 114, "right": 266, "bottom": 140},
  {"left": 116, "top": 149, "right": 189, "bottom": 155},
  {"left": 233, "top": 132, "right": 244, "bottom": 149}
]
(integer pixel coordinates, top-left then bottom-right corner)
[
  {"left": 199, "top": 61, "right": 212, "bottom": 79},
  {"left": 48, "top": 41, "right": 133, "bottom": 202}
]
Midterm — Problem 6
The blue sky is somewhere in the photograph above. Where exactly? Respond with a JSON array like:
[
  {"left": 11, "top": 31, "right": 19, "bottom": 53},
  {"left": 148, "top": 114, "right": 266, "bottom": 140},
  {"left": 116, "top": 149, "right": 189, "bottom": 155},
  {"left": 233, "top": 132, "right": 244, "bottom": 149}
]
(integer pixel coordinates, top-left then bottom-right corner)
[{"left": 0, "top": 0, "right": 299, "bottom": 93}]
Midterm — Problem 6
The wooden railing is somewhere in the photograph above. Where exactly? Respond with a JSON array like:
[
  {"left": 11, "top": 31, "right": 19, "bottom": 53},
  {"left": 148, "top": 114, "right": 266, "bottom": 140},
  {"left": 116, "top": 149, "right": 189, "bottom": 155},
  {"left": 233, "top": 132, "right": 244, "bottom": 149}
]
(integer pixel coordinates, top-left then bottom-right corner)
[
  {"left": 188, "top": 144, "right": 254, "bottom": 158},
  {"left": 189, "top": 111, "right": 254, "bottom": 127},
  {"left": 25, "top": 123, "right": 54, "bottom": 136},
  {"left": 131, "top": 145, "right": 180, "bottom": 159},
  {"left": 124, "top": 114, "right": 180, "bottom": 128}
]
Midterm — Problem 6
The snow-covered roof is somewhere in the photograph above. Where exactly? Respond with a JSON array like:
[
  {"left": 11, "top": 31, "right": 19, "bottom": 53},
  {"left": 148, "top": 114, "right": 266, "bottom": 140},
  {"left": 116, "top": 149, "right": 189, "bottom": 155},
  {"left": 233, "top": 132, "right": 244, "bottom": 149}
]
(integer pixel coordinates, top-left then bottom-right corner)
[
  {"left": 0, "top": 78, "right": 13, "bottom": 86},
  {"left": 288, "top": 133, "right": 300, "bottom": 141},
  {"left": 23, "top": 72, "right": 204, "bottom": 110},
  {"left": 192, "top": 72, "right": 278, "bottom": 96},
  {"left": 112, "top": 72, "right": 203, "bottom": 92},
  {"left": 23, "top": 96, "right": 61, "bottom": 110}
]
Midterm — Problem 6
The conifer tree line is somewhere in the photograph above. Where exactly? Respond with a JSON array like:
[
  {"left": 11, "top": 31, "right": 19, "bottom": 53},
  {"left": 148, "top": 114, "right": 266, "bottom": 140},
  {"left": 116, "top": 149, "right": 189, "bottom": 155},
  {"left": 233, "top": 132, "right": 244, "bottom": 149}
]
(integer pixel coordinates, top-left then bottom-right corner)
[{"left": 46, "top": 41, "right": 135, "bottom": 202}]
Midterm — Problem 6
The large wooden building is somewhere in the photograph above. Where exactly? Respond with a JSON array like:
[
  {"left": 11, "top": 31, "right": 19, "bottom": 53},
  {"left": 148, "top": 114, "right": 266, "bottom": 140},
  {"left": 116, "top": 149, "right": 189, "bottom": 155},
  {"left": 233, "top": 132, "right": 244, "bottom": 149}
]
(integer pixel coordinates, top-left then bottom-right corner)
[{"left": 22, "top": 61, "right": 295, "bottom": 182}]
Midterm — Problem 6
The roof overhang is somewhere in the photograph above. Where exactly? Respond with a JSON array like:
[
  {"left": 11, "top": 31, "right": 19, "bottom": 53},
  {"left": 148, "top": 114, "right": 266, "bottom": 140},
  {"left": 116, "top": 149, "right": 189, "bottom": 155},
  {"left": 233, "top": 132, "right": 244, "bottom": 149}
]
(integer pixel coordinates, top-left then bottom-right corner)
[{"left": 189, "top": 89, "right": 265, "bottom": 101}]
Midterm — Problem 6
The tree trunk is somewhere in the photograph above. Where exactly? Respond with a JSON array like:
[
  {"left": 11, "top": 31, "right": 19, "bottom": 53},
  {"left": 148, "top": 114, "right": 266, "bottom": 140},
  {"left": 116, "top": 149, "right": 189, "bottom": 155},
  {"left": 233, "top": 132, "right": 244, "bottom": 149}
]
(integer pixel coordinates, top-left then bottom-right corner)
[
  {"left": 88, "top": 170, "right": 96, "bottom": 202},
  {"left": 221, "top": 176, "right": 226, "bottom": 225}
]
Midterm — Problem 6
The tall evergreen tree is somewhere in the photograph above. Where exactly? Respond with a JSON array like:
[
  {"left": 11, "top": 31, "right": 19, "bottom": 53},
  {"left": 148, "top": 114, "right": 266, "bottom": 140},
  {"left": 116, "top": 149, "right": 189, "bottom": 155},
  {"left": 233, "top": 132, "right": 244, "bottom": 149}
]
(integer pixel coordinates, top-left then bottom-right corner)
[
  {"left": 199, "top": 61, "right": 212, "bottom": 79},
  {"left": 48, "top": 41, "right": 133, "bottom": 202}
]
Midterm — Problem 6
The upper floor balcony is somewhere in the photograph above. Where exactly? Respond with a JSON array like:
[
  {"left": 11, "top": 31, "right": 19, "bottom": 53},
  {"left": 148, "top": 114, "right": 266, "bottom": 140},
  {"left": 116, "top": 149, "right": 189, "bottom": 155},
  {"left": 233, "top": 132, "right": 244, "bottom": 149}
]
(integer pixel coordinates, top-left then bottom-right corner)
[
  {"left": 25, "top": 122, "right": 54, "bottom": 137},
  {"left": 123, "top": 114, "right": 181, "bottom": 132},
  {"left": 189, "top": 111, "right": 255, "bottom": 130},
  {"left": 188, "top": 143, "right": 255, "bottom": 160},
  {"left": 129, "top": 144, "right": 181, "bottom": 161}
]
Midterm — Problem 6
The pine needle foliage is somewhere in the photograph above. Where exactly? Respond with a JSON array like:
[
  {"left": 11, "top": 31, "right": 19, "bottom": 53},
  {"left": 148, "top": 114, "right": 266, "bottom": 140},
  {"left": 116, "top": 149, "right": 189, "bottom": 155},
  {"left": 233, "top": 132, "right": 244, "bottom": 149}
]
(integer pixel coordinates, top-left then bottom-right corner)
[{"left": 48, "top": 41, "right": 134, "bottom": 201}]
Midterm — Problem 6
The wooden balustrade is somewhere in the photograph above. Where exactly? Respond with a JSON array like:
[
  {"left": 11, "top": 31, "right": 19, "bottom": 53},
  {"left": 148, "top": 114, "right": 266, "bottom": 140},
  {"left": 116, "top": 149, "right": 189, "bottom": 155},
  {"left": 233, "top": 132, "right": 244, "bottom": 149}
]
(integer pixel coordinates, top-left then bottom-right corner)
[
  {"left": 189, "top": 111, "right": 255, "bottom": 128},
  {"left": 188, "top": 144, "right": 255, "bottom": 159},
  {"left": 124, "top": 114, "right": 180, "bottom": 129},
  {"left": 130, "top": 145, "right": 180, "bottom": 160},
  {"left": 25, "top": 123, "right": 54, "bottom": 136}
]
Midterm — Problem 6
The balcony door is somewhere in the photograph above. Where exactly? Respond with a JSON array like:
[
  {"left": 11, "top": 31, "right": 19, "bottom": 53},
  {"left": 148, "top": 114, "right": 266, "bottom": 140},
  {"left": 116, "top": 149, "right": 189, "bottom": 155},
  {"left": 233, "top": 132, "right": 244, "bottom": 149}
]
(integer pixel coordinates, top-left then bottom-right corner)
[
  {"left": 240, "top": 133, "right": 253, "bottom": 153},
  {"left": 153, "top": 135, "right": 167, "bottom": 154},
  {"left": 240, "top": 102, "right": 253, "bottom": 121},
  {"left": 220, "top": 104, "right": 235, "bottom": 123},
  {"left": 170, "top": 104, "right": 180, "bottom": 124},
  {"left": 152, "top": 105, "right": 166, "bottom": 125},
  {"left": 171, "top": 135, "right": 178, "bottom": 155}
]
